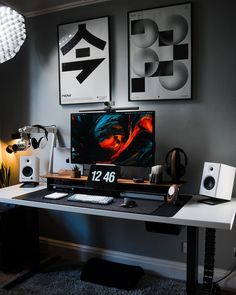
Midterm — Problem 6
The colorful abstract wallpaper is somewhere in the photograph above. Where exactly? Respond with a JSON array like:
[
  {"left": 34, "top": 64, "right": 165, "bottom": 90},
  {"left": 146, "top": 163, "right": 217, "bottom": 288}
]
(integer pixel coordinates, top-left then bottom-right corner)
[{"left": 71, "top": 112, "right": 155, "bottom": 166}]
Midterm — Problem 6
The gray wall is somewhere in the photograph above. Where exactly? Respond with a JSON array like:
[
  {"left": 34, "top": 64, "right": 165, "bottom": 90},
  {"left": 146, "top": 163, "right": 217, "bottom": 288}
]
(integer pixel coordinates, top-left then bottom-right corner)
[{"left": 1, "top": 0, "right": 236, "bottom": 270}]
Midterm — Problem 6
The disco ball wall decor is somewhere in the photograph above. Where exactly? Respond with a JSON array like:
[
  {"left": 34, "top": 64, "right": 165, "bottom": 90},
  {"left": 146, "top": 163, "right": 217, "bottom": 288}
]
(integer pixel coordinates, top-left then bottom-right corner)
[{"left": 0, "top": 5, "right": 26, "bottom": 63}]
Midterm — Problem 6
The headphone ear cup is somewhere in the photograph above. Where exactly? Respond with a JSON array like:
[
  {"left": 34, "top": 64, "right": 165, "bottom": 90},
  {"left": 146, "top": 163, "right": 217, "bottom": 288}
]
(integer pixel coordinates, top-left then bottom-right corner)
[
  {"left": 38, "top": 136, "right": 47, "bottom": 149},
  {"left": 31, "top": 137, "right": 39, "bottom": 149}
]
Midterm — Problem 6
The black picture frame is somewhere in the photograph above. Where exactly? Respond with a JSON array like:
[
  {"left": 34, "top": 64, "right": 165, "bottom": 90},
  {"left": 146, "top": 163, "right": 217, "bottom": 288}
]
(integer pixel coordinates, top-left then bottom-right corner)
[
  {"left": 57, "top": 16, "right": 111, "bottom": 105},
  {"left": 128, "top": 3, "right": 192, "bottom": 101}
]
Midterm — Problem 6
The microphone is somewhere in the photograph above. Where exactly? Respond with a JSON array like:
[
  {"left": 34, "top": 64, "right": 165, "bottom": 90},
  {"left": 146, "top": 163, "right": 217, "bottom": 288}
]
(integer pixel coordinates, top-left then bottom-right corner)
[
  {"left": 5, "top": 132, "right": 31, "bottom": 154},
  {"left": 12, "top": 140, "right": 30, "bottom": 152}
]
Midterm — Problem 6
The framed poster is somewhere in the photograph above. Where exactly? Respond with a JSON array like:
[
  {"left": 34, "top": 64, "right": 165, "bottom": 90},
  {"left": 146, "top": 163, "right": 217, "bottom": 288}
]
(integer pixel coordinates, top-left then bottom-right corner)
[
  {"left": 58, "top": 16, "right": 110, "bottom": 105},
  {"left": 128, "top": 3, "right": 191, "bottom": 101}
]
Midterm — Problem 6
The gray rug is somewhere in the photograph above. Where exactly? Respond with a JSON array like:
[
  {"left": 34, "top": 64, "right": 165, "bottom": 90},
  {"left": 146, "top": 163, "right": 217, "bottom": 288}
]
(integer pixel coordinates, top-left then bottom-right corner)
[{"left": 0, "top": 261, "right": 187, "bottom": 295}]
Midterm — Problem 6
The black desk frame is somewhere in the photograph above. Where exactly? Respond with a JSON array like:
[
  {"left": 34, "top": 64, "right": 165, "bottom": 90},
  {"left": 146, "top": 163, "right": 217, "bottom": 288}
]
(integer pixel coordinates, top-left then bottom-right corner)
[{"left": 1, "top": 178, "right": 235, "bottom": 295}]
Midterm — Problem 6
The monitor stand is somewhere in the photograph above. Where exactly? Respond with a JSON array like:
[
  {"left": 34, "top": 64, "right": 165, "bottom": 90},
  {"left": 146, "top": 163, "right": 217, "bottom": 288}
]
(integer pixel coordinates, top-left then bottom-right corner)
[{"left": 198, "top": 197, "right": 229, "bottom": 205}]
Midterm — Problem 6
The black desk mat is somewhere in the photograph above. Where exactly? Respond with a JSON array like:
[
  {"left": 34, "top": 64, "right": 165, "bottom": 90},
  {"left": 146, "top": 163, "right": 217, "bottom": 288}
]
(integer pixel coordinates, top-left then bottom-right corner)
[
  {"left": 152, "top": 195, "right": 192, "bottom": 217},
  {"left": 14, "top": 189, "right": 191, "bottom": 217}
]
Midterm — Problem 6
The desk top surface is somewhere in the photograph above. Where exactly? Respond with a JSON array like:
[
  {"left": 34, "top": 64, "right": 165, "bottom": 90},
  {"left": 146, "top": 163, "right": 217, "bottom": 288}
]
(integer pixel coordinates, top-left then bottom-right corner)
[{"left": 0, "top": 184, "right": 235, "bottom": 230}]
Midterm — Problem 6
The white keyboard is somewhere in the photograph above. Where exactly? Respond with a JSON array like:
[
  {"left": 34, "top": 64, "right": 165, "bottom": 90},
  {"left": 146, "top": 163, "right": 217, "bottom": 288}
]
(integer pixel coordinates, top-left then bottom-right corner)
[{"left": 67, "top": 193, "right": 114, "bottom": 205}]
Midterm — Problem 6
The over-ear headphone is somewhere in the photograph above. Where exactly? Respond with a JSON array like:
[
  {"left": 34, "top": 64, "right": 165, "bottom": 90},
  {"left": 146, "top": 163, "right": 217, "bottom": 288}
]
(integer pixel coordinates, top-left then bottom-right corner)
[
  {"left": 165, "top": 147, "right": 188, "bottom": 182},
  {"left": 31, "top": 125, "right": 48, "bottom": 149}
]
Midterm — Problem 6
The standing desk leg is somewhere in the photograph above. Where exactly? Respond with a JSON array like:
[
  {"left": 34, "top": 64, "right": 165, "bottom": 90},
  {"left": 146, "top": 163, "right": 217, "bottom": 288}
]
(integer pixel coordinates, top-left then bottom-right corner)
[{"left": 186, "top": 226, "right": 199, "bottom": 295}]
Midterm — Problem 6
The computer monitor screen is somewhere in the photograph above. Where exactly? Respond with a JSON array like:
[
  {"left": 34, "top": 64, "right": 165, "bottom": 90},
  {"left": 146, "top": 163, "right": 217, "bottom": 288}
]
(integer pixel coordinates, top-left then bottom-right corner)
[{"left": 71, "top": 111, "right": 155, "bottom": 167}]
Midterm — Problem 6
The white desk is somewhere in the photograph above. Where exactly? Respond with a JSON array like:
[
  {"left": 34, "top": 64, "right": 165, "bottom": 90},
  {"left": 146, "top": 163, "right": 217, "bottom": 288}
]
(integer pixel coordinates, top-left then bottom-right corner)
[
  {"left": 0, "top": 184, "right": 236, "bottom": 294},
  {"left": 0, "top": 184, "right": 235, "bottom": 229}
]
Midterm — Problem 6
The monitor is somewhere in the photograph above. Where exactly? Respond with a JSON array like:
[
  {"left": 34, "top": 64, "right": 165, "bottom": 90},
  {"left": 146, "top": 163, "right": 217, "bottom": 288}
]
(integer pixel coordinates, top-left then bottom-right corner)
[{"left": 71, "top": 111, "right": 155, "bottom": 167}]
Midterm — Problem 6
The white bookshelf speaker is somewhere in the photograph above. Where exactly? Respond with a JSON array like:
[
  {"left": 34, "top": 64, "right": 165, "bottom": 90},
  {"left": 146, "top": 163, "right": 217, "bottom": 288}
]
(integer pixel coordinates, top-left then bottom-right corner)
[
  {"left": 199, "top": 162, "right": 236, "bottom": 201},
  {"left": 19, "top": 156, "right": 39, "bottom": 184}
]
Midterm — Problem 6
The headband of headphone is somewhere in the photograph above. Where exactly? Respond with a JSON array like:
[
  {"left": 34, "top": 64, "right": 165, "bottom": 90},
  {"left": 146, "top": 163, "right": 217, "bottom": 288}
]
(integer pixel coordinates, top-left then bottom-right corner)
[{"left": 32, "top": 124, "right": 48, "bottom": 139}]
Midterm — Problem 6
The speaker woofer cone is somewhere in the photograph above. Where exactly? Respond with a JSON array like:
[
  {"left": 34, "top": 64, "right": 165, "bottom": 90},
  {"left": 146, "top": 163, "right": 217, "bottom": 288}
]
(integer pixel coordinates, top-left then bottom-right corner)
[
  {"left": 22, "top": 166, "right": 33, "bottom": 178},
  {"left": 203, "top": 176, "right": 215, "bottom": 190}
]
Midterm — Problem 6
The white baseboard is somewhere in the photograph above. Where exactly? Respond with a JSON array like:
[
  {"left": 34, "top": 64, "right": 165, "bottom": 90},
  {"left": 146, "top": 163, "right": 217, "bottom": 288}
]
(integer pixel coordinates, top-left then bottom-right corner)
[{"left": 40, "top": 236, "right": 236, "bottom": 291}]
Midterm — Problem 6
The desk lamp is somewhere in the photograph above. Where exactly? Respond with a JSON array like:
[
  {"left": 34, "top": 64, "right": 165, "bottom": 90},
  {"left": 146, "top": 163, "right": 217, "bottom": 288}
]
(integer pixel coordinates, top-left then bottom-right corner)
[{"left": 0, "top": 3, "right": 26, "bottom": 63}]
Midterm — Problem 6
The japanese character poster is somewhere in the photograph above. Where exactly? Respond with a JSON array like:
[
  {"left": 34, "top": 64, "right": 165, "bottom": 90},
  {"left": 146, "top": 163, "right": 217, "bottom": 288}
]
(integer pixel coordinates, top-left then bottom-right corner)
[
  {"left": 128, "top": 3, "right": 191, "bottom": 101},
  {"left": 58, "top": 16, "right": 110, "bottom": 104}
]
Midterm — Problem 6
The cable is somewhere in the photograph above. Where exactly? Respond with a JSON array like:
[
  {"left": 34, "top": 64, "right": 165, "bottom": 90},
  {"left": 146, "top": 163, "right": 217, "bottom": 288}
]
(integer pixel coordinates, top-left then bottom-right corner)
[
  {"left": 202, "top": 228, "right": 236, "bottom": 294},
  {"left": 213, "top": 263, "right": 236, "bottom": 285}
]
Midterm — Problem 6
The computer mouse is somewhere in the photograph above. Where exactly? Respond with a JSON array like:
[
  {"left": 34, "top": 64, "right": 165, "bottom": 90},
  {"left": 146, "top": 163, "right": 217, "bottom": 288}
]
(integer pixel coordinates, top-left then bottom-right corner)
[{"left": 120, "top": 198, "right": 137, "bottom": 208}]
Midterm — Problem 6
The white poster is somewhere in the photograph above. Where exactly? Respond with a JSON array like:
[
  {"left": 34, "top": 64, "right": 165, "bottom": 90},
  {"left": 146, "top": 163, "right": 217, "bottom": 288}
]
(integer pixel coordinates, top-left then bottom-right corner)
[
  {"left": 128, "top": 3, "right": 191, "bottom": 101},
  {"left": 58, "top": 16, "right": 110, "bottom": 104}
]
